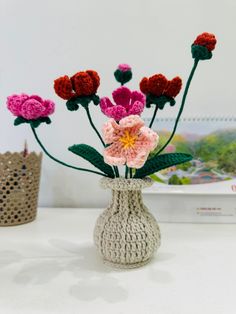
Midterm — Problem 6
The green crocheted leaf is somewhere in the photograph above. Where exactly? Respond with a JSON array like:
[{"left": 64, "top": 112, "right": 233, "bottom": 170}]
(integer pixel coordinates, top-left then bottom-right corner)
[
  {"left": 66, "top": 99, "right": 79, "bottom": 111},
  {"left": 14, "top": 116, "right": 27, "bottom": 126},
  {"left": 91, "top": 94, "right": 100, "bottom": 106},
  {"left": 146, "top": 94, "right": 176, "bottom": 109},
  {"left": 14, "top": 116, "right": 51, "bottom": 128},
  {"left": 30, "top": 117, "right": 51, "bottom": 128},
  {"left": 66, "top": 95, "right": 100, "bottom": 110},
  {"left": 134, "top": 153, "right": 193, "bottom": 178},
  {"left": 68, "top": 144, "right": 115, "bottom": 178}
]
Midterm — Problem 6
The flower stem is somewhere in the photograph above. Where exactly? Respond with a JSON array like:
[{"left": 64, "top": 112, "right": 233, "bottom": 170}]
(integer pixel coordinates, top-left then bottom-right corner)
[
  {"left": 84, "top": 106, "right": 120, "bottom": 177},
  {"left": 31, "top": 126, "right": 108, "bottom": 177},
  {"left": 149, "top": 106, "right": 158, "bottom": 128},
  {"left": 129, "top": 167, "right": 133, "bottom": 179},
  {"left": 125, "top": 166, "right": 129, "bottom": 179},
  {"left": 154, "top": 58, "right": 199, "bottom": 156},
  {"left": 84, "top": 106, "right": 105, "bottom": 147},
  {"left": 114, "top": 166, "right": 119, "bottom": 177}
]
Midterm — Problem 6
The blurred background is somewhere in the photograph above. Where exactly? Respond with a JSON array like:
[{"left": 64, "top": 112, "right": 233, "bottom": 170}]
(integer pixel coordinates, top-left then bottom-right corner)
[{"left": 0, "top": 0, "right": 235, "bottom": 207}]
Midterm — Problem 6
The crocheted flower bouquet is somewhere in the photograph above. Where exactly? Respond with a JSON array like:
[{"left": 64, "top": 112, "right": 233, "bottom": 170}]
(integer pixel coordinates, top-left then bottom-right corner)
[{"left": 7, "top": 32, "right": 217, "bottom": 268}]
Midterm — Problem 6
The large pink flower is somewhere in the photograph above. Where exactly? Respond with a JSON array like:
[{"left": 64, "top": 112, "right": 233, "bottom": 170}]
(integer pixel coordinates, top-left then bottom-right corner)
[
  {"left": 7, "top": 94, "right": 55, "bottom": 120},
  {"left": 102, "top": 115, "right": 158, "bottom": 169},
  {"left": 100, "top": 86, "right": 145, "bottom": 121}
]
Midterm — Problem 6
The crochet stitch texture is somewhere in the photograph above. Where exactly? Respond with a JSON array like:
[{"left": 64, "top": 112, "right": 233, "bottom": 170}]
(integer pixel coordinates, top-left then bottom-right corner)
[
  {"left": 100, "top": 86, "right": 145, "bottom": 121},
  {"left": 94, "top": 177, "right": 161, "bottom": 268},
  {"left": 7, "top": 94, "right": 55, "bottom": 119}
]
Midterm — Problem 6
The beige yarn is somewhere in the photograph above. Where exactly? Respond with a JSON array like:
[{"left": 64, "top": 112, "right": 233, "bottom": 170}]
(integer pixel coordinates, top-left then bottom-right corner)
[
  {"left": 94, "top": 177, "right": 161, "bottom": 268},
  {"left": 0, "top": 152, "right": 42, "bottom": 226}
]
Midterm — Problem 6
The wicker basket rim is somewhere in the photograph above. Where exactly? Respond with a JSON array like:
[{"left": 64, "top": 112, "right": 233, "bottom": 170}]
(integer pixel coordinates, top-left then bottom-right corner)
[{"left": 0, "top": 151, "right": 42, "bottom": 161}]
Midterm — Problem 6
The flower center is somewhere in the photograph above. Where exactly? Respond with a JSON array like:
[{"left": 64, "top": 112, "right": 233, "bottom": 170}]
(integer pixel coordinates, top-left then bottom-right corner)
[{"left": 119, "top": 130, "right": 137, "bottom": 149}]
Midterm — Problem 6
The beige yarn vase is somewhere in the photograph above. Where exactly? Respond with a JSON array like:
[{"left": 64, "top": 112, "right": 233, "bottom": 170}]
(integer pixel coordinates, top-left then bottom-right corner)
[{"left": 94, "top": 177, "right": 161, "bottom": 268}]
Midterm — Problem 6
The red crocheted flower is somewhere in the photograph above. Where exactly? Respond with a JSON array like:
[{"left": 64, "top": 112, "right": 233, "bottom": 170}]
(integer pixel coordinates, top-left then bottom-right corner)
[
  {"left": 54, "top": 75, "right": 75, "bottom": 100},
  {"left": 54, "top": 70, "right": 100, "bottom": 100},
  {"left": 140, "top": 74, "right": 182, "bottom": 98},
  {"left": 165, "top": 77, "right": 182, "bottom": 98},
  {"left": 71, "top": 70, "right": 100, "bottom": 97},
  {"left": 193, "top": 32, "right": 217, "bottom": 52}
]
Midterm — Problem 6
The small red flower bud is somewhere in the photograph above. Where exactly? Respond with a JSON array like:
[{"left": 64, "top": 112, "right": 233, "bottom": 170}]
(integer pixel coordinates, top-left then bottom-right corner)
[{"left": 193, "top": 32, "right": 217, "bottom": 52}]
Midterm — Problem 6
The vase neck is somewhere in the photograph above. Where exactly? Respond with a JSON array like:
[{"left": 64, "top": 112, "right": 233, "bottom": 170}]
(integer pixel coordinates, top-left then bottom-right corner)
[{"left": 110, "top": 189, "right": 145, "bottom": 214}]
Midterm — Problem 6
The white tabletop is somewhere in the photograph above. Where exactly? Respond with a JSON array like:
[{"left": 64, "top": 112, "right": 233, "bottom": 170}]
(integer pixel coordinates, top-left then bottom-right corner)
[{"left": 0, "top": 208, "right": 236, "bottom": 314}]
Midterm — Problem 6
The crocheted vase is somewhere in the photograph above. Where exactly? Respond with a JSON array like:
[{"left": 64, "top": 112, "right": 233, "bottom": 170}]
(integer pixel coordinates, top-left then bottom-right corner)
[{"left": 94, "top": 177, "right": 161, "bottom": 268}]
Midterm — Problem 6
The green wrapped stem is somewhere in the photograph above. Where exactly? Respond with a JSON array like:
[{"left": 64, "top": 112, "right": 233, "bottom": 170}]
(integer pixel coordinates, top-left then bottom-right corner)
[
  {"left": 84, "top": 106, "right": 120, "bottom": 177},
  {"left": 149, "top": 106, "right": 158, "bottom": 128},
  {"left": 84, "top": 106, "right": 105, "bottom": 147},
  {"left": 31, "top": 126, "right": 108, "bottom": 177},
  {"left": 154, "top": 58, "right": 199, "bottom": 156}
]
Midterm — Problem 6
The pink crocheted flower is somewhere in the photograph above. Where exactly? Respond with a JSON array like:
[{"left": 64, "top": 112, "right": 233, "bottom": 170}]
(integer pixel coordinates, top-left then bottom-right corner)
[
  {"left": 6, "top": 94, "right": 29, "bottom": 116},
  {"left": 102, "top": 115, "right": 159, "bottom": 168},
  {"left": 100, "top": 87, "right": 145, "bottom": 121},
  {"left": 41, "top": 99, "right": 55, "bottom": 117},
  {"left": 7, "top": 94, "right": 55, "bottom": 120},
  {"left": 118, "top": 64, "right": 131, "bottom": 72}
]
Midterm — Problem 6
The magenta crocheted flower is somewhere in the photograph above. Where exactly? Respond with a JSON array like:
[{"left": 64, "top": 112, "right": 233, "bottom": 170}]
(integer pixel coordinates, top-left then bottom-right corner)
[
  {"left": 7, "top": 94, "right": 55, "bottom": 120},
  {"left": 6, "top": 94, "right": 29, "bottom": 116},
  {"left": 100, "top": 87, "right": 145, "bottom": 121},
  {"left": 102, "top": 115, "right": 158, "bottom": 168}
]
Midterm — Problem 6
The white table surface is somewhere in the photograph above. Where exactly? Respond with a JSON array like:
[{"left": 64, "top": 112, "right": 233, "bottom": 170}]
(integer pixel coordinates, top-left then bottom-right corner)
[{"left": 0, "top": 208, "right": 236, "bottom": 314}]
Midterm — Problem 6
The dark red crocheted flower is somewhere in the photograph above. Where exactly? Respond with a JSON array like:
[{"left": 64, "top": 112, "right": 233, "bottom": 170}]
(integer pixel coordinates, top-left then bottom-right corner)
[
  {"left": 54, "top": 70, "right": 100, "bottom": 100},
  {"left": 148, "top": 74, "right": 168, "bottom": 97},
  {"left": 140, "top": 74, "right": 182, "bottom": 98},
  {"left": 71, "top": 70, "right": 100, "bottom": 97},
  {"left": 54, "top": 76, "right": 75, "bottom": 100},
  {"left": 139, "top": 77, "right": 149, "bottom": 94},
  {"left": 193, "top": 32, "right": 217, "bottom": 52},
  {"left": 165, "top": 77, "right": 182, "bottom": 98}
]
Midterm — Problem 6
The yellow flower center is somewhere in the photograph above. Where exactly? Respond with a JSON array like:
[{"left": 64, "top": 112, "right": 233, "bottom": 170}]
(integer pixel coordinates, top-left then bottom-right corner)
[{"left": 119, "top": 130, "right": 137, "bottom": 149}]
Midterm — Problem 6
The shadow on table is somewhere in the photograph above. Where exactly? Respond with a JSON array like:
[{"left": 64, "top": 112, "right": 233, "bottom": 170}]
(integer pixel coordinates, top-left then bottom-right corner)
[
  {"left": 0, "top": 239, "right": 174, "bottom": 302},
  {"left": 5, "top": 239, "right": 128, "bottom": 303}
]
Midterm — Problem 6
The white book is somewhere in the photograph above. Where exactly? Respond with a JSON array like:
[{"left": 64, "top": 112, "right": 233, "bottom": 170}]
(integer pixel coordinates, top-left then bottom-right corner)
[{"left": 143, "top": 116, "right": 236, "bottom": 222}]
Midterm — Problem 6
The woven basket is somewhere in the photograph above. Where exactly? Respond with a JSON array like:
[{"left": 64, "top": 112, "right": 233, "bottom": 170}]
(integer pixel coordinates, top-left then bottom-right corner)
[
  {"left": 94, "top": 177, "right": 161, "bottom": 268},
  {"left": 0, "top": 152, "right": 42, "bottom": 226}
]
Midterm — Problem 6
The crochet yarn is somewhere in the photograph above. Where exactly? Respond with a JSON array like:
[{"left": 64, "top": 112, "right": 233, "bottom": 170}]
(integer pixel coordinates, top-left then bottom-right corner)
[
  {"left": 114, "top": 64, "right": 132, "bottom": 85},
  {"left": 54, "top": 70, "right": 100, "bottom": 100},
  {"left": 68, "top": 144, "right": 115, "bottom": 178},
  {"left": 102, "top": 115, "right": 158, "bottom": 169},
  {"left": 7, "top": 94, "right": 55, "bottom": 120},
  {"left": 193, "top": 32, "right": 217, "bottom": 52},
  {"left": 100, "top": 86, "right": 145, "bottom": 121},
  {"left": 134, "top": 152, "right": 193, "bottom": 178},
  {"left": 94, "top": 177, "right": 161, "bottom": 268},
  {"left": 140, "top": 74, "right": 182, "bottom": 110}
]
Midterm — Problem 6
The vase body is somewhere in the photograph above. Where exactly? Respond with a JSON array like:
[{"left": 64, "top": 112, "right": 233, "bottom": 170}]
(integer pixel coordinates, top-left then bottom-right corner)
[{"left": 94, "top": 177, "right": 161, "bottom": 268}]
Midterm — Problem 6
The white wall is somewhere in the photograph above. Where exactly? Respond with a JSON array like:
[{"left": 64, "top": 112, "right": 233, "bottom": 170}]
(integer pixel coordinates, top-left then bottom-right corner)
[{"left": 0, "top": 0, "right": 235, "bottom": 207}]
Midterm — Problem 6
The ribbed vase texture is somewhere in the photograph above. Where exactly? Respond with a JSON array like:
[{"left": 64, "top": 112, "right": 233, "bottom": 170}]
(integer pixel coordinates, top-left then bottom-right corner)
[{"left": 94, "top": 177, "right": 161, "bottom": 268}]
